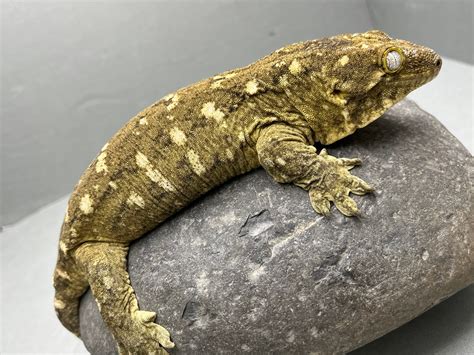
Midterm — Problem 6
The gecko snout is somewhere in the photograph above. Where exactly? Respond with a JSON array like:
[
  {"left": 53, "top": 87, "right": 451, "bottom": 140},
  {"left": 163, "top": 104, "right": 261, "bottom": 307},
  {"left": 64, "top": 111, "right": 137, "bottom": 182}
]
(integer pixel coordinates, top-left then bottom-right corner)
[
  {"left": 427, "top": 50, "right": 442, "bottom": 77},
  {"left": 403, "top": 45, "right": 442, "bottom": 78}
]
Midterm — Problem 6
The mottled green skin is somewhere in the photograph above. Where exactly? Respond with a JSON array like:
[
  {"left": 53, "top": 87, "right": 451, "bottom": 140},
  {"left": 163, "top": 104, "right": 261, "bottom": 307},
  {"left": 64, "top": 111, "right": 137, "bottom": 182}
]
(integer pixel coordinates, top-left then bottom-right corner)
[{"left": 53, "top": 30, "right": 441, "bottom": 354}]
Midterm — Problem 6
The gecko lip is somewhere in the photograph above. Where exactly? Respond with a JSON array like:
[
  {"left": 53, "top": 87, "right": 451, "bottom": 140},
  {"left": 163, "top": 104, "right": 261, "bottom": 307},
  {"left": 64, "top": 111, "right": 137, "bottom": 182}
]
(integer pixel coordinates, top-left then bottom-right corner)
[{"left": 394, "top": 70, "right": 438, "bottom": 85}]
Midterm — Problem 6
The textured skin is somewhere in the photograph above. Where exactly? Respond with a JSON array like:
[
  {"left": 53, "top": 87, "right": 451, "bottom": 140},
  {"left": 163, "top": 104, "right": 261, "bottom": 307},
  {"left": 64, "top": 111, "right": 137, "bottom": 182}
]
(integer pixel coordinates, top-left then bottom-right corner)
[{"left": 53, "top": 30, "right": 441, "bottom": 354}]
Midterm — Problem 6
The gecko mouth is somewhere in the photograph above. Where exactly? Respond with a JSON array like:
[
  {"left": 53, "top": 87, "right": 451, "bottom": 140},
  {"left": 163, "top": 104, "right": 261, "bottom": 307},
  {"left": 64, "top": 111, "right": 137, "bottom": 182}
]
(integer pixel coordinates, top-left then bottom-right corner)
[{"left": 394, "top": 69, "right": 438, "bottom": 85}]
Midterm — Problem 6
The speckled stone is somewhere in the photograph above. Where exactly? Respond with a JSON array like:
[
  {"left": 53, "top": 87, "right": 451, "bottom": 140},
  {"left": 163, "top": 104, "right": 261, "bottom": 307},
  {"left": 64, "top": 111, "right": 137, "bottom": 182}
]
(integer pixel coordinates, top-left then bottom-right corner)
[{"left": 80, "top": 100, "right": 473, "bottom": 354}]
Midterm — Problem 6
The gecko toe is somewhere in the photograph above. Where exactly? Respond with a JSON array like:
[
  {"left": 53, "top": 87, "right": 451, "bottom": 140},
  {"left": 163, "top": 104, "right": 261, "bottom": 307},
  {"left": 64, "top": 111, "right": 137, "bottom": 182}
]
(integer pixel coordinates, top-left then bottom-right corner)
[
  {"left": 339, "top": 157, "right": 362, "bottom": 170},
  {"left": 349, "top": 176, "right": 374, "bottom": 195},
  {"left": 150, "top": 322, "right": 175, "bottom": 349},
  {"left": 309, "top": 188, "right": 331, "bottom": 216},
  {"left": 137, "top": 310, "right": 157, "bottom": 323},
  {"left": 334, "top": 195, "right": 359, "bottom": 216}
]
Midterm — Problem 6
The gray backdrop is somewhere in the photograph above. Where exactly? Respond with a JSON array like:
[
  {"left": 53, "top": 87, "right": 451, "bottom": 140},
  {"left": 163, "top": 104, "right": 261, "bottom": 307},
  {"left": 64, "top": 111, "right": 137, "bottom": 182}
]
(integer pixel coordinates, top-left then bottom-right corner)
[
  {"left": 1, "top": 0, "right": 473, "bottom": 225},
  {"left": 1, "top": 1, "right": 473, "bottom": 354}
]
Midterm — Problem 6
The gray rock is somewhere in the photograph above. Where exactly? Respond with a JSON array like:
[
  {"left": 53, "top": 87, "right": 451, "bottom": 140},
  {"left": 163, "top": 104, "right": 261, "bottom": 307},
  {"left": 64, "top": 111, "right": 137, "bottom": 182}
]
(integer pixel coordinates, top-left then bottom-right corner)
[{"left": 79, "top": 100, "right": 473, "bottom": 354}]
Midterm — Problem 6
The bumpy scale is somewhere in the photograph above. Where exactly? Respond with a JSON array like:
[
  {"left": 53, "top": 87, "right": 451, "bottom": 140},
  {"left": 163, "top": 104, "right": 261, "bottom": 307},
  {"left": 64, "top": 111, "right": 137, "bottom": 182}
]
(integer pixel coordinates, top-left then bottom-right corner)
[{"left": 53, "top": 30, "right": 441, "bottom": 354}]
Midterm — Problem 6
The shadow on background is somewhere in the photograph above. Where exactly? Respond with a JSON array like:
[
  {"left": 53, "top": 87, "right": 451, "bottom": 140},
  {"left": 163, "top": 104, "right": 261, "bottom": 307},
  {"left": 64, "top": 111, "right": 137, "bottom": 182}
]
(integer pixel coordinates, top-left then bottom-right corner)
[{"left": 351, "top": 285, "right": 474, "bottom": 355}]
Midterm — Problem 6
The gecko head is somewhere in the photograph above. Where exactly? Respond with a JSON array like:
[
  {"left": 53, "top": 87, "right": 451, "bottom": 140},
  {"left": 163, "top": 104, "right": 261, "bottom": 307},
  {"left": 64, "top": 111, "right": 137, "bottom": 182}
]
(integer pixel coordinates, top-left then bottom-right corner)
[{"left": 285, "top": 30, "right": 442, "bottom": 144}]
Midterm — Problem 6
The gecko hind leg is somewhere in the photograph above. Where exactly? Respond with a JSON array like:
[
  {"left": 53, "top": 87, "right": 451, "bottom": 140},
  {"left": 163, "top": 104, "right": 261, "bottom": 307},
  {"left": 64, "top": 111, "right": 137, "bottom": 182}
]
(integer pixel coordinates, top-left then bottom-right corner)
[
  {"left": 75, "top": 242, "right": 174, "bottom": 354},
  {"left": 53, "top": 254, "right": 89, "bottom": 337}
]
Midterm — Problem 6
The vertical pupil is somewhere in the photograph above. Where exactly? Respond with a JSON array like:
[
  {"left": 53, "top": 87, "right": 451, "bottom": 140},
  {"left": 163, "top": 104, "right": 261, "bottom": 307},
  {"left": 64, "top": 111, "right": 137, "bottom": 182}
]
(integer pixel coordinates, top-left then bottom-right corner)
[{"left": 386, "top": 51, "right": 401, "bottom": 71}]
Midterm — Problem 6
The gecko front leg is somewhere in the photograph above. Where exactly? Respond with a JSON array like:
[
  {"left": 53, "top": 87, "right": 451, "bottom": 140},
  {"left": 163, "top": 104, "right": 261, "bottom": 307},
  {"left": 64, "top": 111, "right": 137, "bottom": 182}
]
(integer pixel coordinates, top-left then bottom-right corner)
[
  {"left": 75, "top": 242, "right": 174, "bottom": 354},
  {"left": 255, "top": 122, "right": 374, "bottom": 216}
]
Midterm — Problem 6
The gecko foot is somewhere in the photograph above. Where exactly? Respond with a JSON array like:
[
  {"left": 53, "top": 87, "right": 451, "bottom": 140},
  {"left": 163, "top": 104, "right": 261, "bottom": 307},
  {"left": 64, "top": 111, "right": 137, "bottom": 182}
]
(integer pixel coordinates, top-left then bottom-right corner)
[
  {"left": 309, "top": 149, "right": 374, "bottom": 216},
  {"left": 116, "top": 310, "right": 174, "bottom": 355},
  {"left": 75, "top": 242, "right": 174, "bottom": 355}
]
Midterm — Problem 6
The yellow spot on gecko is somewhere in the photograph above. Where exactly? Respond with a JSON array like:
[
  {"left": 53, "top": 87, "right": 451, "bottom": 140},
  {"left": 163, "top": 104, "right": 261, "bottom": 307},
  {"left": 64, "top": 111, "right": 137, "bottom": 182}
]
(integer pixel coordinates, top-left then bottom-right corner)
[
  {"left": 210, "top": 81, "right": 222, "bottom": 89},
  {"left": 279, "top": 74, "right": 289, "bottom": 87},
  {"left": 338, "top": 55, "right": 350, "bottom": 66},
  {"left": 225, "top": 148, "right": 234, "bottom": 160},
  {"left": 139, "top": 117, "right": 148, "bottom": 125},
  {"left": 170, "top": 127, "right": 187, "bottom": 146},
  {"left": 274, "top": 60, "right": 286, "bottom": 68},
  {"left": 201, "top": 102, "right": 225, "bottom": 122},
  {"left": 186, "top": 150, "right": 206, "bottom": 175},
  {"left": 108, "top": 181, "right": 118, "bottom": 190},
  {"left": 127, "top": 192, "right": 145, "bottom": 208},
  {"left": 54, "top": 298, "right": 66, "bottom": 309},
  {"left": 245, "top": 79, "right": 259, "bottom": 95},
  {"left": 79, "top": 194, "right": 94, "bottom": 214},
  {"left": 165, "top": 93, "right": 179, "bottom": 111},
  {"left": 56, "top": 268, "right": 71, "bottom": 280},
  {"left": 103, "top": 276, "right": 114, "bottom": 290},
  {"left": 135, "top": 152, "right": 176, "bottom": 191},
  {"left": 59, "top": 240, "right": 67, "bottom": 253},
  {"left": 383, "top": 98, "right": 393, "bottom": 108},
  {"left": 276, "top": 157, "right": 286, "bottom": 166},
  {"left": 341, "top": 108, "right": 350, "bottom": 120},
  {"left": 95, "top": 152, "right": 108, "bottom": 174},
  {"left": 289, "top": 59, "right": 303, "bottom": 75},
  {"left": 135, "top": 152, "right": 149, "bottom": 169},
  {"left": 101, "top": 143, "right": 109, "bottom": 151}
]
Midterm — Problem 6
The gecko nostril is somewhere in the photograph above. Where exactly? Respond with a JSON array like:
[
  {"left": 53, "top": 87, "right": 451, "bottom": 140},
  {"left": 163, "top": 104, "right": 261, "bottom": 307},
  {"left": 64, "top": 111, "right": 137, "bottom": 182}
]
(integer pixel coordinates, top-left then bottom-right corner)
[{"left": 435, "top": 58, "right": 442, "bottom": 67}]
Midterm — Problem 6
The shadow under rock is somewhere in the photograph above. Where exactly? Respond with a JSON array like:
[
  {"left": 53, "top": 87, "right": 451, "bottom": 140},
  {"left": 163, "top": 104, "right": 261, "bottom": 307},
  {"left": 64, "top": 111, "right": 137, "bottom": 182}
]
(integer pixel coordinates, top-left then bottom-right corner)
[{"left": 351, "top": 285, "right": 474, "bottom": 355}]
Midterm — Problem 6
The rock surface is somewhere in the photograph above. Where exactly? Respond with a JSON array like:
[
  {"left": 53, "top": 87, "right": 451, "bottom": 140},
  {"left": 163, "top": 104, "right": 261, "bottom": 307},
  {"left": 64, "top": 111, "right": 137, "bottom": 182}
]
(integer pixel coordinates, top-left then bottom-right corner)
[{"left": 80, "top": 100, "right": 473, "bottom": 354}]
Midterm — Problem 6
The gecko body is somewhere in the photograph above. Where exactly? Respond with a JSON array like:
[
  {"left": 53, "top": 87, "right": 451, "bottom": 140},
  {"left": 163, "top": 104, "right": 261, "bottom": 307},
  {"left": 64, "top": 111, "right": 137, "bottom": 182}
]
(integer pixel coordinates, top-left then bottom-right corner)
[{"left": 53, "top": 30, "right": 441, "bottom": 354}]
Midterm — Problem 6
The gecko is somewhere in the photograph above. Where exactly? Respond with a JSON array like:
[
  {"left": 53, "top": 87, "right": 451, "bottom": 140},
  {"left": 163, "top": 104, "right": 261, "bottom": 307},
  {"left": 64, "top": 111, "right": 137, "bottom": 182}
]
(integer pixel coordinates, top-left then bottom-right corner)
[{"left": 53, "top": 30, "right": 441, "bottom": 354}]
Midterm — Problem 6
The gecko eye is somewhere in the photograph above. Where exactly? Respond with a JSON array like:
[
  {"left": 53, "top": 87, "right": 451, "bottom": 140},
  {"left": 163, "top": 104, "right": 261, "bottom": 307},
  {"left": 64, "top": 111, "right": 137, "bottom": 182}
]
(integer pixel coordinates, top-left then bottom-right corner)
[{"left": 381, "top": 47, "right": 405, "bottom": 73}]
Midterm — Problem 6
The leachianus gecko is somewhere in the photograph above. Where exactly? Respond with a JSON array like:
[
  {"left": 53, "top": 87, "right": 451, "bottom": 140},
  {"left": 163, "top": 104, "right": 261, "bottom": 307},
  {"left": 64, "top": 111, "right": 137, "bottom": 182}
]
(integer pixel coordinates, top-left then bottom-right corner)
[{"left": 53, "top": 30, "right": 441, "bottom": 354}]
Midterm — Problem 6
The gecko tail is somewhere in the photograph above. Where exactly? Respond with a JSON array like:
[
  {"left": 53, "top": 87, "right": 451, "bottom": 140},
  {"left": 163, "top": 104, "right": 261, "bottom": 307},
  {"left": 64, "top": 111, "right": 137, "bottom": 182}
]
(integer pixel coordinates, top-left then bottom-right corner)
[{"left": 53, "top": 245, "right": 89, "bottom": 337}]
